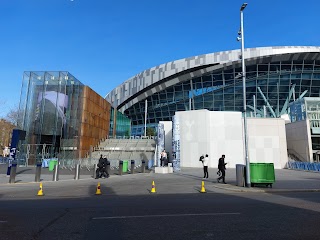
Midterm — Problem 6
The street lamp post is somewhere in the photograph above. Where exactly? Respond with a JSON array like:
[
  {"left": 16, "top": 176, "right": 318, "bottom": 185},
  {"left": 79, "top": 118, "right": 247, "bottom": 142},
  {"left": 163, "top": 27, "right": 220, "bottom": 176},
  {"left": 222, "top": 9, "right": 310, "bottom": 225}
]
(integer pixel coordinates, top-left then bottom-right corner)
[
  {"left": 239, "top": 3, "right": 251, "bottom": 187},
  {"left": 144, "top": 99, "right": 147, "bottom": 137}
]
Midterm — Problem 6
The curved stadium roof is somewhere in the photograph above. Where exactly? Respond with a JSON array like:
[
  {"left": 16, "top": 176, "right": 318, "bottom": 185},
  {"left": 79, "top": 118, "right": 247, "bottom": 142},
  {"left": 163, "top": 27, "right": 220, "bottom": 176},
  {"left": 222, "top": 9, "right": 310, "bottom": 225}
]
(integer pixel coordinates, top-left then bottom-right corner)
[{"left": 105, "top": 46, "right": 320, "bottom": 114}]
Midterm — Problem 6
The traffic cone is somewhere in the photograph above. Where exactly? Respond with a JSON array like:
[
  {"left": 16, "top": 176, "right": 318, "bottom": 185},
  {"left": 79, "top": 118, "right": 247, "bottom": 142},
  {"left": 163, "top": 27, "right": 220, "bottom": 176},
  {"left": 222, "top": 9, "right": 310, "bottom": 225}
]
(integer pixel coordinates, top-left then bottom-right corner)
[
  {"left": 151, "top": 181, "right": 156, "bottom": 193},
  {"left": 200, "top": 181, "right": 206, "bottom": 193},
  {"left": 37, "top": 183, "right": 44, "bottom": 196},
  {"left": 95, "top": 182, "right": 102, "bottom": 195}
]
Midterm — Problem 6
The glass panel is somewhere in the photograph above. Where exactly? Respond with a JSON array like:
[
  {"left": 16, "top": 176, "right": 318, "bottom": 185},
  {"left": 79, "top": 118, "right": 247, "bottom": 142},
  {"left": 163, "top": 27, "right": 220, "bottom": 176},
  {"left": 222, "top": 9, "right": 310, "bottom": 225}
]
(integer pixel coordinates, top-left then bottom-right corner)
[
  {"left": 257, "top": 79, "right": 267, "bottom": 86},
  {"left": 268, "top": 79, "right": 279, "bottom": 86},
  {"left": 270, "top": 64, "right": 279, "bottom": 73},
  {"left": 301, "top": 79, "right": 311, "bottom": 86},
  {"left": 281, "top": 64, "right": 291, "bottom": 72},
  {"left": 304, "top": 64, "right": 313, "bottom": 71},
  {"left": 223, "top": 87, "right": 234, "bottom": 94},
  {"left": 314, "top": 65, "right": 320, "bottom": 71},
  {"left": 310, "top": 87, "right": 320, "bottom": 96},
  {"left": 302, "top": 73, "right": 312, "bottom": 79},
  {"left": 293, "top": 65, "right": 303, "bottom": 71},
  {"left": 312, "top": 79, "right": 320, "bottom": 87},
  {"left": 258, "top": 64, "right": 268, "bottom": 72}
]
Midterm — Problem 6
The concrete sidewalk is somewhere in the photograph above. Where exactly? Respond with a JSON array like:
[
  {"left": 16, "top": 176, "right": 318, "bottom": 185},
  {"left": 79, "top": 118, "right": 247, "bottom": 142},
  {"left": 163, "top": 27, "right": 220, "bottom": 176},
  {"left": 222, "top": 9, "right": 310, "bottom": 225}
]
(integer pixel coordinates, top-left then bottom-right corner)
[
  {"left": 0, "top": 164, "right": 319, "bottom": 194},
  {"left": 178, "top": 167, "right": 320, "bottom": 193}
]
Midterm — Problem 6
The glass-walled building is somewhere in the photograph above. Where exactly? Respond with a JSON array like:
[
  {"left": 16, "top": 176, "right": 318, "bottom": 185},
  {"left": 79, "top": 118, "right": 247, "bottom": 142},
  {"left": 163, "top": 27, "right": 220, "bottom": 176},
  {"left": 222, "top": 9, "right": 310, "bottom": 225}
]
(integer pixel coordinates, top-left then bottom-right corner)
[
  {"left": 17, "top": 71, "right": 112, "bottom": 165},
  {"left": 17, "top": 71, "right": 83, "bottom": 164}
]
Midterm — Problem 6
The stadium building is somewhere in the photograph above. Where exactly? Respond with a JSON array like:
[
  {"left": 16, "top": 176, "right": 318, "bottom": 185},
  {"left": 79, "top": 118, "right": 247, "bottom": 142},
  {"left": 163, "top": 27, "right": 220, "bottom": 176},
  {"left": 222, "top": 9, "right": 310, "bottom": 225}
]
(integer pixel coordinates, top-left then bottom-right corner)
[{"left": 105, "top": 46, "right": 320, "bottom": 135}]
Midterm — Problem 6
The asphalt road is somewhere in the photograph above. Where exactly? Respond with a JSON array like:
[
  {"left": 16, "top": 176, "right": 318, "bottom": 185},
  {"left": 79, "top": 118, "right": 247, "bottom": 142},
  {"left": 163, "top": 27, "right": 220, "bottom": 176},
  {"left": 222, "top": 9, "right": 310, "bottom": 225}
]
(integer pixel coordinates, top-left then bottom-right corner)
[
  {"left": 1, "top": 168, "right": 320, "bottom": 240},
  {"left": 1, "top": 190, "right": 320, "bottom": 240}
]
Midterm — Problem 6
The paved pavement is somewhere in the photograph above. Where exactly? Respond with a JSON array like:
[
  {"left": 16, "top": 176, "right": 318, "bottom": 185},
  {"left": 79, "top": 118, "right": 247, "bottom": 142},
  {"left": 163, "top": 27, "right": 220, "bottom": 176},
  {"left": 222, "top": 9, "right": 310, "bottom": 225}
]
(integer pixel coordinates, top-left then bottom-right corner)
[
  {"left": 177, "top": 167, "right": 320, "bottom": 192},
  {"left": 0, "top": 164, "right": 319, "bottom": 196}
]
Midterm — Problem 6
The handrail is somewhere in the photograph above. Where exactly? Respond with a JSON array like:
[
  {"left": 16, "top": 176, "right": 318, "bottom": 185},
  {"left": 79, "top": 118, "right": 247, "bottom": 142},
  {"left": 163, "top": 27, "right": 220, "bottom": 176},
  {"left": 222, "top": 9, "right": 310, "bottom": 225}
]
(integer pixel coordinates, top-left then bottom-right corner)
[{"left": 287, "top": 148, "right": 306, "bottom": 162}]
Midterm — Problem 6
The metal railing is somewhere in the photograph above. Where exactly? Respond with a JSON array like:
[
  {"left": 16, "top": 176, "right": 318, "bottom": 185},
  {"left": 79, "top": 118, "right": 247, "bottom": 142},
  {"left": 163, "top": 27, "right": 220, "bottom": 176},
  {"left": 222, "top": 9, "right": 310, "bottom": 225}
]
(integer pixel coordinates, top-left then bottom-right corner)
[
  {"left": 287, "top": 148, "right": 306, "bottom": 162},
  {"left": 0, "top": 157, "right": 9, "bottom": 164},
  {"left": 107, "top": 135, "right": 156, "bottom": 140},
  {"left": 58, "top": 158, "right": 144, "bottom": 171}
]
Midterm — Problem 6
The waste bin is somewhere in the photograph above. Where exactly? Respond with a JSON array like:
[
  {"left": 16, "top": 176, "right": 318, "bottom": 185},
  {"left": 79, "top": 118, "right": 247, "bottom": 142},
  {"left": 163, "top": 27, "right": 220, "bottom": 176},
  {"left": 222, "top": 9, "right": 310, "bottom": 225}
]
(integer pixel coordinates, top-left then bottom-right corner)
[
  {"left": 49, "top": 159, "right": 58, "bottom": 172},
  {"left": 250, "top": 163, "right": 275, "bottom": 187},
  {"left": 236, "top": 164, "right": 246, "bottom": 187},
  {"left": 122, "top": 160, "right": 128, "bottom": 172}
]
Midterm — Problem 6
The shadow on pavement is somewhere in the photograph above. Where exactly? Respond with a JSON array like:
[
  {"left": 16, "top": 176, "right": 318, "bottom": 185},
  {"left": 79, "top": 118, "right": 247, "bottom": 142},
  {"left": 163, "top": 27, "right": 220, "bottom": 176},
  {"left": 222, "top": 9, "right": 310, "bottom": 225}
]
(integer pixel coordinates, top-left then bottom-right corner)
[{"left": 16, "top": 169, "right": 32, "bottom": 175}]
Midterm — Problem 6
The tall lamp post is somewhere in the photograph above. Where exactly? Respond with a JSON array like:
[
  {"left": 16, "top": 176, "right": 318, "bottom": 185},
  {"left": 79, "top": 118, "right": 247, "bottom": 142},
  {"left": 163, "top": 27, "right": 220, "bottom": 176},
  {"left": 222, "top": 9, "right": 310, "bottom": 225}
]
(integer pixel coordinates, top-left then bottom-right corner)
[{"left": 238, "top": 3, "right": 251, "bottom": 187}]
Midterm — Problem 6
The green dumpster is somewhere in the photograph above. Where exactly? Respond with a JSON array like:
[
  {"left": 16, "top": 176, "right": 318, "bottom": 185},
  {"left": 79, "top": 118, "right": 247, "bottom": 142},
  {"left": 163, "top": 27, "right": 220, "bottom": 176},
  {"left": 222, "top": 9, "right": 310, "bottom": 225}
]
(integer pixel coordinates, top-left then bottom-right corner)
[
  {"left": 122, "top": 160, "right": 129, "bottom": 172},
  {"left": 48, "top": 159, "right": 58, "bottom": 171},
  {"left": 250, "top": 163, "right": 275, "bottom": 187}
]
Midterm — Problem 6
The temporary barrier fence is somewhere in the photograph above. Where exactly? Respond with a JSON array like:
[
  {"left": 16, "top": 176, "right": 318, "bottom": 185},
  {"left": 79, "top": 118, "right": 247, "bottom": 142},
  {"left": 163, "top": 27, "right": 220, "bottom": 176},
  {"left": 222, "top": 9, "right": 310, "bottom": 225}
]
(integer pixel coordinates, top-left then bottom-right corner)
[{"left": 287, "top": 161, "right": 320, "bottom": 172}]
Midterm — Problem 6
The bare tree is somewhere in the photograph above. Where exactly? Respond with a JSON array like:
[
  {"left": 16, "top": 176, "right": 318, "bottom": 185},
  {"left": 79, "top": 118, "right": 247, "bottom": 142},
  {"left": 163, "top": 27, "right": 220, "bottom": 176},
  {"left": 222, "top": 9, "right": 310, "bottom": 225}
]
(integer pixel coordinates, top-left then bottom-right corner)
[
  {"left": 5, "top": 105, "right": 20, "bottom": 127},
  {"left": 0, "top": 119, "right": 15, "bottom": 151}
]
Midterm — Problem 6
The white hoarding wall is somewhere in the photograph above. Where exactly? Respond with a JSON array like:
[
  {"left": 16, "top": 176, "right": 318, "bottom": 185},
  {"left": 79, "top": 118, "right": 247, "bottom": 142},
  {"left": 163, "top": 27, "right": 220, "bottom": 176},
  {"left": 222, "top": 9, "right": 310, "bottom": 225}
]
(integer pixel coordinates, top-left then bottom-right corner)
[
  {"left": 176, "top": 110, "right": 244, "bottom": 169},
  {"left": 172, "top": 116, "right": 180, "bottom": 171},
  {"left": 174, "top": 110, "right": 288, "bottom": 169},
  {"left": 247, "top": 118, "right": 288, "bottom": 169}
]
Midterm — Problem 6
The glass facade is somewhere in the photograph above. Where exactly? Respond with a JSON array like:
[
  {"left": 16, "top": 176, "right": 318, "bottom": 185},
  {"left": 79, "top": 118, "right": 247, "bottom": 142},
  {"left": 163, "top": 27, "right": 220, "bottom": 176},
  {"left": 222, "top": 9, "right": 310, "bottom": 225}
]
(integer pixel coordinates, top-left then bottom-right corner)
[
  {"left": 289, "top": 98, "right": 306, "bottom": 123},
  {"left": 290, "top": 97, "right": 320, "bottom": 151},
  {"left": 131, "top": 123, "right": 158, "bottom": 136},
  {"left": 17, "top": 71, "right": 84, "bottom": 165},
  {"left": 124, "top": 60, "right": 320, "bottom": 130},
  {"left": 109, "top": 107, "right": 131, "bottom": 137}
]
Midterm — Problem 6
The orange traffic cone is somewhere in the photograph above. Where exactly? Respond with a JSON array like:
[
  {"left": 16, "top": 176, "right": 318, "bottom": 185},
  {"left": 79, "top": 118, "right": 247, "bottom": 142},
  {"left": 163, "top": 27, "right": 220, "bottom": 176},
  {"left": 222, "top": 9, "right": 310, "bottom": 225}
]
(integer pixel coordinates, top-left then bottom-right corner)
[
  {"left": 200, "top": 181, "right": 206, "bottom": 193},
  {"left": 151, "top": 181, "right": 156, "bottom": 193},
  {"left": 95, "top": 182, "right": 102, "bottom": 195},
  {"left": 37, "top": 183, "right": 44, "bottom": 196}
]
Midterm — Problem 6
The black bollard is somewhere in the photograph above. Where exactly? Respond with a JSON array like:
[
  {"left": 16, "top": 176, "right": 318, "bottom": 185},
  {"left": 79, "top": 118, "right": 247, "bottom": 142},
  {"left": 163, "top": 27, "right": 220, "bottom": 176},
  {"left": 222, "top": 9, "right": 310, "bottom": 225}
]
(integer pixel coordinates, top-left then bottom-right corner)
[
  {"left": 119, "top": 161, "right": 123, "bottom": 176},
  {"left": 74, "top": 164, "right": 80, "bottom": 180},
  {"left": 106, "top": 161, "right": 110, "bottom": 177},
  {"left": 52, "top": 164, "right": 59, "bottom": 181},
  {"left": 9, "top": 163, "right": 17, "bottom": 184},
  {"left": 35, "top": 163, "right": 42, "bottom": 182},
  {"left": 141, "top": 160, "right": 146, "bottom": 173},
  {"left": 6, "top": 164, "right": 11, "bottom": 177},
  {"left": 131, "top": 160, "right": 135, "bottom": 174}
]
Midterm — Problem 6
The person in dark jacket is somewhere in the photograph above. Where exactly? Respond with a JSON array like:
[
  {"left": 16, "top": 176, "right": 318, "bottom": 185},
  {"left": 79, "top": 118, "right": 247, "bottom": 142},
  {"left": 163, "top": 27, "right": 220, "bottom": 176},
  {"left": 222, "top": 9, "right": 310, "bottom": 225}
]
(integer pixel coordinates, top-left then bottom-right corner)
[
  {"left": 95, "top": 155, "right": 109, "bottom": 179},
  {"left": 217, "top": 154, "right": 227, "bottom": 184}
]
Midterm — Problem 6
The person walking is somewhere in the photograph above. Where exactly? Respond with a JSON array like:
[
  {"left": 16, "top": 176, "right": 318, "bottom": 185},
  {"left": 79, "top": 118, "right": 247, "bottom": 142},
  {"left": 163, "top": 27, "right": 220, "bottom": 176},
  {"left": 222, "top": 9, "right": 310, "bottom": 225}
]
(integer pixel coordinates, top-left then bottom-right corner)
[
  {"left": 95, "top": 155, "right": 109, "bottom": 179},
  {"left": 202, "top": 154, "right": 209, "bottom": 179},
  {"left": 217, "top": 154, "right": 227, "bottom": 184}
]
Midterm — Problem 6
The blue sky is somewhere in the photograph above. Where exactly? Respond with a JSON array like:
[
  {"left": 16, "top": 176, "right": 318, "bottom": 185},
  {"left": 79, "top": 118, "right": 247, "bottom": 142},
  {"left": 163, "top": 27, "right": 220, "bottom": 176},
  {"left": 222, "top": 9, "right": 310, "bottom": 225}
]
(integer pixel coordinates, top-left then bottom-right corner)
[{"left": 0, "top": 0, "right": 319, "bottom": 116}]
